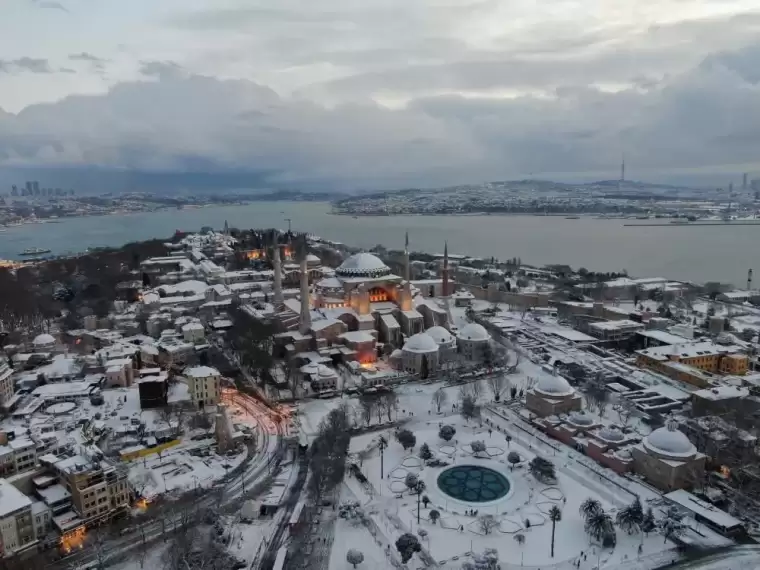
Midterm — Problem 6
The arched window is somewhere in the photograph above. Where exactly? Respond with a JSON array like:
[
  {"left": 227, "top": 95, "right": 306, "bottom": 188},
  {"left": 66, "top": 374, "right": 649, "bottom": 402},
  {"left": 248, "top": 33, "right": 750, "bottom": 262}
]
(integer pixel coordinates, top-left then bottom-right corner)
[{"left": 368, "top": 287, "right": 388, "bottom": 302}]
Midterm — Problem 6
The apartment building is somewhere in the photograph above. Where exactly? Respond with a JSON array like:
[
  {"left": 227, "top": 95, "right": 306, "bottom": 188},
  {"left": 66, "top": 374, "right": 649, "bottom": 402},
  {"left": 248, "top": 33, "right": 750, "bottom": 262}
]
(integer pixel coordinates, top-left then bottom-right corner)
[
  {"left": 184, "top": 366, "right": 221, "bottom": 408},
  {"left": 0, "top": 479, "right": 36, "bottom": 557},
  {"left": 43, "top": 455, "right": 130, "bottom": 526},
  {"left": 0, "top": 361, "right": 13, "bottom": 408}
]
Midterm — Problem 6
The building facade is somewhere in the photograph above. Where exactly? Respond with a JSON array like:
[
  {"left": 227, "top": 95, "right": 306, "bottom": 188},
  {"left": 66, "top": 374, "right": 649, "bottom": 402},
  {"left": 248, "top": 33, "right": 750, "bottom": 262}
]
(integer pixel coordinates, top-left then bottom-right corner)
[{"left": 184, "top": 366, "right": 222, "bottom": 408}]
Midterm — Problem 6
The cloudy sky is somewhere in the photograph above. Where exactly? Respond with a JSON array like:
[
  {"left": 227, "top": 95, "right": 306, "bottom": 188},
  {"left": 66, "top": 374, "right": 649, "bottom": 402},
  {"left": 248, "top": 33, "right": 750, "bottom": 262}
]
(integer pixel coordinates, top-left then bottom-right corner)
[{"left": 2, "top": 0, "right": 760, "bottom": 190}]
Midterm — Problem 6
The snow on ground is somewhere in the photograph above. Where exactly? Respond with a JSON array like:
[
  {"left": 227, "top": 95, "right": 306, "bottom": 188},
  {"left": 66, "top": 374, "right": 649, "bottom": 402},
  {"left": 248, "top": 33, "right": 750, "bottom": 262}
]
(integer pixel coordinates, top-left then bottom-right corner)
[
  {"left": 128, "top": 441, "right": 246, "bottom": 498},
  {"left": 328, "top": 484, "right": 395, "bottom": 570},
  {"left": 346, "top": 411, "right": 677, "bottom": 569}
]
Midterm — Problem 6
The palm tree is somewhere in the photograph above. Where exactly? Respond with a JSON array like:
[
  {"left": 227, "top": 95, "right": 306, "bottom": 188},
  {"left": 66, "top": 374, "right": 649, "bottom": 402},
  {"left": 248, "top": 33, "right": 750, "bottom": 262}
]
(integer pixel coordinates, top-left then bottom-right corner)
[
  {"left": 579, "top": 497, "right": 603, "bottom": 522},
  {"left": 513, "top": 533, "right": 526, "bottom": 566},
  {"left": 616, "top": 497, "right": 643, "bottom": 534},
  {"left": 585, "top": 510, "right": 615, "bottom": 543},
  {"left": 549, "top": 505, "right": 562, "bottom": 558}
]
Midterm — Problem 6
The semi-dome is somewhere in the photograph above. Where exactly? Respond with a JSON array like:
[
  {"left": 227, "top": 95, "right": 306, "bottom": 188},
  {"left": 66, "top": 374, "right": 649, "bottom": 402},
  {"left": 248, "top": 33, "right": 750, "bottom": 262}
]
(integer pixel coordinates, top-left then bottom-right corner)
[
  {"left": 306, "top": 254, "right": 322, "bottom": 264},
  {"left": 33, "top": 333, "right": 55, "bottom": 347},
  {"left": 644, "top": 425, "right": 696, "bottom": 458},
  {"left": 403, "top": 332, "right": 439, "bottom": 353},
  {"left": 598, "top": 427, "right": 625, "bottom": 442},
  {"left": 390, "top": 349, "right": 403, "bottom": 358},
  {"left": 535, "top": 374, "right": 575, "bottom": 397},
  {"left": 336, "top": 253, "right": 391, "bottom": 278},
  {"left": 315, "top": 277, "right": 342, "bottom": 290},
  {"left": 316, "top": 364, "right": 337, "bottom": 378},
  {"left": 568, "top": 411, "right": 594, "bottom": 426},
  {"left": 426, "top": 326, "right": 454, "bottom": 345},
  {"left": 457, "top": 323, "right": 490, "bottom": 342}
]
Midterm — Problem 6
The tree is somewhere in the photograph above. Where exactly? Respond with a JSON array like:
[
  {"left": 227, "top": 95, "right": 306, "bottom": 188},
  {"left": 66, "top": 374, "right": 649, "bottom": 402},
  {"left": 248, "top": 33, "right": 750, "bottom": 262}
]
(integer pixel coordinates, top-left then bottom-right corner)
[
  {"left": 549, "top": 505, "right": 562, "bottom": 558},
  {"left": 640, "top": 507, "right": 656, "bottom": 536},
  {"left": 463, "top": 548, "right": 499, "bottom": 570},
  {"left": 616, "top": 497, "right": 644, "bottom": 534},
  {"left": 460, "top": 393, "right": 480, "bottom": 423},
  {"left": 395, "top": 533, "right": 421, "bottom": 563},
  {"left": 513, "top": 533, "right": 526, "bottom": 565},
  {"left": 529, "top": 456, "right": 556, "bottom": 483},
  {"left": 422, "top": 494, "right": 430, "bottom": 508},
  {"left": 507, "top": 451, "right": 521, "bottom": 470},
  {"left": 405, "top": 472, "right": 419, "bottom": 492},
  {"left": 486, "top": 375, "right": 508, "bottom": 401},
  {"left": 419, "top": 443, "right": 433, "bottom": 462},
  {"left": 580, "top": 498, "right": 603, "bottom": 522},
  {"left": 505, "top": 434, "right": 512, "bottom": 447},
  {"left": 584, "top": 375, "right": 609, "bottom": 419},
  {"left": 346, "top": 549, "right": 364, "bottom": 568},
  {"left": 471, "top": 440, "right": 487, "bottom": 456},
  {"left": 359, "top": 393, "right": 379, "bottom": 426},
  {"left": 615, "top": 398, "right": 635, "bottom": 429},
  {"left": 414, "top": 480, "right": 426, "bottom": 524},
  {"left": 430, "top": 509, "right": 440, "bottom": 524},
  {"left": 432, "top": 388, "right": 447, "bottom": 413},
  {"left": 439, "top": 424, "right": 456, "bottom": 441},
  {"left": 420, "top": 354, "right": 430, "bottom": 379},
  {"left": 379, "top": 390, "right": 399, "bottom": 422},
  {"left": 584, "top": 509, "right": 615, "bottom": 544},
  {"left": 659, "top": 506, "right": 685, "bottom": 543},
  {"left": 478, "top": 514, "right": 499, "bottom": 535},
  {"left": 396, "top": 429, "right": 416, "bottom": 450}
]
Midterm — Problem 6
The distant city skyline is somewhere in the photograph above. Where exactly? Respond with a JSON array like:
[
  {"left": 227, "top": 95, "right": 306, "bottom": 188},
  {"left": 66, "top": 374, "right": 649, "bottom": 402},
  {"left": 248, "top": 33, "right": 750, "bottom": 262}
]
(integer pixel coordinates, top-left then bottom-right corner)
[{"left": 2, "top": 1, "right": 760, "bottom": 189}]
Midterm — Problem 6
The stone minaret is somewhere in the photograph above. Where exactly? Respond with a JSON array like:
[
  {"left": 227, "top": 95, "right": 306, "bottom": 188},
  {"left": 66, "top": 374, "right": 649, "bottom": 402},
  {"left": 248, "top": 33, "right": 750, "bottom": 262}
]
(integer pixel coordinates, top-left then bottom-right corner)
[
  {"left": 442, "top": 241, "right": 450, "bottom": 297},
  {"left": 272, "top": 241, "right": 284, "bottom": 307},
  {"left": 401, "top": 232, "right": 413, "bottom": 310},
  {"left": 295, "top": 235, "right": 312, "bottom": 334}
]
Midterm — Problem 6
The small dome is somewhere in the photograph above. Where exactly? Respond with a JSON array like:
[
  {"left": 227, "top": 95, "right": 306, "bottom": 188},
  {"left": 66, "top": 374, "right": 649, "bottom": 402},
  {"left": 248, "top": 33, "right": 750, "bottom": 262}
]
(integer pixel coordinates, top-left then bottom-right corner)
[
  {"left": 598, "top": 427, "right": 625, "bottom": 442},
  {"left": 457, "top": 323, "right": 490, "bottom": 342},
  {"left": 33, "top": 333, "right": 55, "bottom": 347},
  {"left": 403, "top": 332, "right": 439, "bottom": 353},
  {"left": 317, "top": 364, "right": 337, "bottom": 378},
  {"left": 336, "top": 253, "right": 391, "bottom": 278},
  {"left": 426, "top": 326, "right": 454, "bottom": 345},
  {"left": 315, "top": 277, "right": 342, "bottom": 290},
  {"left": 535, "top": 374, "right": 575, "bottom": 397},
  {"left": 390, "top": 349, "right": 403, "bottom": 358},
  {"left": 568, "top": 411, "right": 594, "bottom": 426},
  {"left": 644, "top": 425, "right": 696, "bottom": 458},
  {"left": 306, "top": 254, "right": 321, "bottom": 264}
]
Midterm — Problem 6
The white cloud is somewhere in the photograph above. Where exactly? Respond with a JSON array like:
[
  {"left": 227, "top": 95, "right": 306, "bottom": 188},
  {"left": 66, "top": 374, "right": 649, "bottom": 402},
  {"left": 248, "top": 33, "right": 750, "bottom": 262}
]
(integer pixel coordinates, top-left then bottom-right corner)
[{"left": 1, "top": 0, "right": 760, "bottom": 187}]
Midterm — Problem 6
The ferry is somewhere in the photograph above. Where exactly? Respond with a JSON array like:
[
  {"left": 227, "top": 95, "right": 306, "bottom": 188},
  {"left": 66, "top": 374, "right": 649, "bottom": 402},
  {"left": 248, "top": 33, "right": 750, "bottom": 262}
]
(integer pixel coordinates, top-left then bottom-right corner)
[{"left": 19, "top": 247, "right": 52, "bottom": 256}]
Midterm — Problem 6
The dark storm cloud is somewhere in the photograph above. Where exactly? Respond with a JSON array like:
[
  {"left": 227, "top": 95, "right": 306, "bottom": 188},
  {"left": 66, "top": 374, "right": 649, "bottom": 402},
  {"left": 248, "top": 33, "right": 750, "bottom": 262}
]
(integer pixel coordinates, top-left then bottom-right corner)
[{"left": 2, "top": 41, "right": 760, "bottom": 189}]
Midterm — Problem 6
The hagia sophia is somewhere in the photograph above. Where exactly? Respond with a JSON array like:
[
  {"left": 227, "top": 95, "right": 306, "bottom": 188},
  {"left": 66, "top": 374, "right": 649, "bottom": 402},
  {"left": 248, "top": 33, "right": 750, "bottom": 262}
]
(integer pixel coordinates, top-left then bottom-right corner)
[{"left": 271, "top": 236, "right": 492, "bottom": 384}]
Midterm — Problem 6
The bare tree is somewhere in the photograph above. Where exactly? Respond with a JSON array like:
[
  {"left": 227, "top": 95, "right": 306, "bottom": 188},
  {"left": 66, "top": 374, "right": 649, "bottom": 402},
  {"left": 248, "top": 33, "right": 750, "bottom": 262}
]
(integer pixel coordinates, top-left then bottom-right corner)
[
  {"left": 478, "top": 514, "right": 499, "bottom": 535},
  {"left": 486, "top": 375, "right": 508, "bottom": 402},
  {"left": 614, "top": 398, "right": 635, "bottom": 429},
  {"left": 432, "top": 388, "right": 447, "bottom": 413},
  {"left": 470, "top": 379, "right": 484, "bottom": 401}
]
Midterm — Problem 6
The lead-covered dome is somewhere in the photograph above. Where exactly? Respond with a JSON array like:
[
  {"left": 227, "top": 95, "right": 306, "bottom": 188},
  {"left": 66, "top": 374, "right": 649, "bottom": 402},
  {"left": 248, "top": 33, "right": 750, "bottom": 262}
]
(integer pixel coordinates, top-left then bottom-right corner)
[
  {"left": 535, "top": 374, "right": 575, "bottom": 397},
  {"left": 568, "top": 411, "right": 594, "bottom": 426},
  {"left": 427, "top": 326, "right": 454, "bottom": 345},
  {"left": 336, "top": 253, "right": 391, "bottom": 278},
  {"left": 598, "top": 427, "right": 625, "bottom": 442},
  {"left": 457, "top": 323, "right": 490, "bottom": 342},
  {"left": 33, "top": 333, "right": 55, "bottom": 348},
  {"left": 644, "top": 425, "right": 696, "bottom": 458},
  {"left": 403, "top": 332, "right": 439, "bottom": 353}
]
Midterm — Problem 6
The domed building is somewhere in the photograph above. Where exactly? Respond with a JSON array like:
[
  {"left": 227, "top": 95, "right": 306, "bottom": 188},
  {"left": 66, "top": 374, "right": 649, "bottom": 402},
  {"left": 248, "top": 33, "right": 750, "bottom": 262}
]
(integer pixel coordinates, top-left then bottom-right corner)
[
  {"left": 426, "top": 325, "right": 456, "bottom": 359},
  {"left": 456, "top": 323, "right": 491, "bottom": 360},
  {"left": 311, "top": 250, "right": 424, "bottom": 339},
  {"left": 32, "top": 333, "right": 56, "bottom": 352},
  {"left": 526, "top": 373, "right": 582, "bottom": 417},
  {"left": 631, "top": 422, "right": 705, "bottom": 491},
  {"left": 401, "top": 332, "right": 440, "bottom": 377}
]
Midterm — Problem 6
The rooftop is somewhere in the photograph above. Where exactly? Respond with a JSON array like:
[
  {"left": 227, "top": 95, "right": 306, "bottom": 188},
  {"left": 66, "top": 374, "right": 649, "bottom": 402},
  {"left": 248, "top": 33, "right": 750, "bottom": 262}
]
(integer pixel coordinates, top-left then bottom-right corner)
[{"left": 0, "top": 478, "right": 32, "bottom": 517}]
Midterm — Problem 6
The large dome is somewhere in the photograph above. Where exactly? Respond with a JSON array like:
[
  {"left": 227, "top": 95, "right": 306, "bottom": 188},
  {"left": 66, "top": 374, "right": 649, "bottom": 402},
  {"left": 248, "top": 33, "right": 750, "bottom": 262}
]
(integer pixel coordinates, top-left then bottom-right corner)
[
  {"left": 535, "top": 374, "right": 575, "bottom": 397},
  {"left": 403, "top": 332, "right": 439, "bottom": 353},
  {"left": 457, "top": 323, "right": 490, "bottom": 342},
  {"left": 427, "top": 326, "right": 454, "bottom": 345},
  {"left": 644, "top": 426, "right": 696, "bottom": 458},
  {"left": 336, "top": 253, "right": 391, "bottom": 278}
]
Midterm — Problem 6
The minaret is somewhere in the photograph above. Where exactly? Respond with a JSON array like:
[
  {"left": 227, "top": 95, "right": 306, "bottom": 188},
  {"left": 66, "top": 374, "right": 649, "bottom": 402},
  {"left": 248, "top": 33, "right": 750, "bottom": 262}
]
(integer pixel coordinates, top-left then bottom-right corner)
[
  {"left": 620, "top": 154, "right": 625, "bottom": 182},
  {"left": 295, "top": 235, "right": 311, "bottom": 334},
  {"left": 748, "top": 268, "right": 753, "bottom": 291},
  {"left": 272, "top": 242, "right": 284, "bottom": 306},
  {"left": 401, "top": 232, "right": 412, "bottom": 310},
  {"left": 442, "top": 241, "right": 450, "bottom": 297}
]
